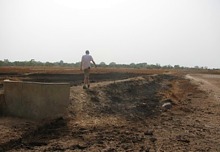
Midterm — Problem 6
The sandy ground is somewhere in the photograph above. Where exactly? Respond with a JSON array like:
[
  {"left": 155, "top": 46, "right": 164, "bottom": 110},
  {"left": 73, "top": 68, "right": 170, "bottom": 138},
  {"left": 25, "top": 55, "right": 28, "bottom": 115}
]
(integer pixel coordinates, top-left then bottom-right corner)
[
  {"left": 186, "top": 74, "right": 220, "bottom": 102},
  {"left": 0, "top": 73, "right": 220, "bottom": 152}
]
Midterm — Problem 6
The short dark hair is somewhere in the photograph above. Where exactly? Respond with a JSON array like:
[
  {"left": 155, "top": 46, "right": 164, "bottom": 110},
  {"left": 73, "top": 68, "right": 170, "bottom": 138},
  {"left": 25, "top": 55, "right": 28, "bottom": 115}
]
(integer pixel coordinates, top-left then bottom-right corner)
[{"left": 86, "top": 50, "right": 89, "bottom": 54}]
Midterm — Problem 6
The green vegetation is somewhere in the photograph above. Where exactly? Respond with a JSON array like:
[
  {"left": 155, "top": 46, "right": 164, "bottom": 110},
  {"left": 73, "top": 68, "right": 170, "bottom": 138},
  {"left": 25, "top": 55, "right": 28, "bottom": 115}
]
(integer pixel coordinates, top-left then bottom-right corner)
[{"left": 0, "top": 59, "right": 213, "bottom": 70}]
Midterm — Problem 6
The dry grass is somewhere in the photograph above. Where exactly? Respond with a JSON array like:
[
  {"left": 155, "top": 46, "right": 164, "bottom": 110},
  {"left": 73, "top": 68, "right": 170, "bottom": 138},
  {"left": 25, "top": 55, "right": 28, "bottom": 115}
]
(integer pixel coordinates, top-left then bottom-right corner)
[
  {"left": 0, "top": 66, "right": 219, "bottom": 75},
  {"left": 0, "top": 66, "right": 168, "bottom": 75}
]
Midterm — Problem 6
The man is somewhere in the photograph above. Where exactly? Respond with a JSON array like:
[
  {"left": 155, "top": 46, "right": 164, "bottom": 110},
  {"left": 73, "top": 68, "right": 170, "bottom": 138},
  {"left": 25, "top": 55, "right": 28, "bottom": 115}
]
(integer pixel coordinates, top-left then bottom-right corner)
[{"left": 80, "top": 50, "right": 97, "bottom": 89}]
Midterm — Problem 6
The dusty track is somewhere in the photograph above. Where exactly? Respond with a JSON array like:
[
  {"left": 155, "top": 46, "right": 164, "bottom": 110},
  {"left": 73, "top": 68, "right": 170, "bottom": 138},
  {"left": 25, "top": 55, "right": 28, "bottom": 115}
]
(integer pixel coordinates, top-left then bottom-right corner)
[
  {"left": 0, "top": 73, "right": 220, "bottom": 151},
  {"left": 186, "top": 74, "right": 220, "bottom": 102}
]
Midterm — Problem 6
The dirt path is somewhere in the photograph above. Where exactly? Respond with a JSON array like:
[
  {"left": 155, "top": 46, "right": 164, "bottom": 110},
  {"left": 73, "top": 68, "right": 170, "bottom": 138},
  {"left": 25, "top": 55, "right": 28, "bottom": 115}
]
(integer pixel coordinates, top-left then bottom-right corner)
[
  {"left": 1, "top": 73, "right": 220, "bottom": 151},
  {"left": 185, "top": 74, "right": 220, "bottom": 151},
  {"left": 186, "top": 74, "right": 220, "bottom": 102}
]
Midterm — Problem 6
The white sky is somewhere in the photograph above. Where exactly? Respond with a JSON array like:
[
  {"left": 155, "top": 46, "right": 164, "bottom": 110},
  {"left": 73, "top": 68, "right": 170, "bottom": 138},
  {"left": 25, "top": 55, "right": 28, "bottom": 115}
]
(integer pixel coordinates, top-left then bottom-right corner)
[{"left": 0, "top": 0, "right": 220, "bottom": 68}]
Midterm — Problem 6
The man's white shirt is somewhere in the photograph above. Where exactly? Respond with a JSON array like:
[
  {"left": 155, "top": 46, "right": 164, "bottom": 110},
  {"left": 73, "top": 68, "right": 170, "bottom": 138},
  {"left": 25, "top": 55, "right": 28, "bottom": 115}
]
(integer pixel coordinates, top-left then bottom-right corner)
[{"left": 81, "top": 54, "right": 93, "bottom": 70}]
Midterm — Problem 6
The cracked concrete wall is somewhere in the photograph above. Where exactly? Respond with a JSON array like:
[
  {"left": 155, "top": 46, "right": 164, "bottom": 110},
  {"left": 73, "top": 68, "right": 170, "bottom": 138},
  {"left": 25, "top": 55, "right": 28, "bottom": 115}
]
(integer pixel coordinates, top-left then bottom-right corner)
[{"left": 3, "top": 80, "right": 70, "bottom": 119}]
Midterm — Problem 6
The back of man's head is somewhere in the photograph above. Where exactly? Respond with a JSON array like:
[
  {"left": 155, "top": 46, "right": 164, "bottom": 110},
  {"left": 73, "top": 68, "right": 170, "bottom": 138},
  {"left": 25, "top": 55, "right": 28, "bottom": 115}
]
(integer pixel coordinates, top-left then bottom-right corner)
[{"left": 86, "top": 50, "right": 90, "bottom": 54}]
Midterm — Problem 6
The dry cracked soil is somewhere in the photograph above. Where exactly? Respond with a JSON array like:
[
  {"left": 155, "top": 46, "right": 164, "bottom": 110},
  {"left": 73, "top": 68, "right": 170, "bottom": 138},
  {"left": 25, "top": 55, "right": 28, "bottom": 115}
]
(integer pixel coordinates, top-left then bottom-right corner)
[{"left": 0, "top": 72, "right": 220, "bottom": 152}]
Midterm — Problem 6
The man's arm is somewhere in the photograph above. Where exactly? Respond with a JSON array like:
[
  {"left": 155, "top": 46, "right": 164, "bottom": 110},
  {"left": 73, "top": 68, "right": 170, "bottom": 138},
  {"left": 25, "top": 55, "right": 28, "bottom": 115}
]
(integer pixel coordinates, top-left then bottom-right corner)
[{"left": 92, "top": 60, "right": 97, "bottom": 68}]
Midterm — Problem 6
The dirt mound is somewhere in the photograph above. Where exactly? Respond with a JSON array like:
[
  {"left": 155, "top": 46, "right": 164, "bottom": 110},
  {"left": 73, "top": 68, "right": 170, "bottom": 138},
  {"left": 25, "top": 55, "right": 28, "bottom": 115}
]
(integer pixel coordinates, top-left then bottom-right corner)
[{"left": 74, "top": 75, "right": 178, "bottom": 122}]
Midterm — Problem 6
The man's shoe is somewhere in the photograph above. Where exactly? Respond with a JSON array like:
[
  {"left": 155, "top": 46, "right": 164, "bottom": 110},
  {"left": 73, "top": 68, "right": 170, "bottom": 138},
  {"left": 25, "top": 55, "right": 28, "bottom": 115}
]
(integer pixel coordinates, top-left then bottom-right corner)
[{"left": 88, "top": 85, "right": 90, "bottom": 88}]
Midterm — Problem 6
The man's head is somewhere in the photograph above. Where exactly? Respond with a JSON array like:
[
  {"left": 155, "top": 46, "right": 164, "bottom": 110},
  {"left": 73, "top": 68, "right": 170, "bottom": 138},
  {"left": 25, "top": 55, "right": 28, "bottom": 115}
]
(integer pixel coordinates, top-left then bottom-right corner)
[{"left": 86, "top": 50, "right": 90, "bottom": 54}]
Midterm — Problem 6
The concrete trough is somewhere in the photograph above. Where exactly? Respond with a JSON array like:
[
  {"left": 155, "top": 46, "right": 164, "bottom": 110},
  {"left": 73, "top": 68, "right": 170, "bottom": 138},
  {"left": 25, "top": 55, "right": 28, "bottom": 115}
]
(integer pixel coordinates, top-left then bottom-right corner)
[
  {"left": 0, "top": 91, "right": 4, "bottom": 116},
  {"left": 3, "top": 80, "right": 70, "bottom": 119}
]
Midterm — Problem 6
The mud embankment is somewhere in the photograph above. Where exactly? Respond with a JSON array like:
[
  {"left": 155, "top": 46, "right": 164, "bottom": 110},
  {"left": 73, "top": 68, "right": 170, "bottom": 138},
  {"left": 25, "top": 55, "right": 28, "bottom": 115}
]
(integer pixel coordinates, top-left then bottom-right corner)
[{"left": 0, "top": 72, "right": 147, "bottom": 87}]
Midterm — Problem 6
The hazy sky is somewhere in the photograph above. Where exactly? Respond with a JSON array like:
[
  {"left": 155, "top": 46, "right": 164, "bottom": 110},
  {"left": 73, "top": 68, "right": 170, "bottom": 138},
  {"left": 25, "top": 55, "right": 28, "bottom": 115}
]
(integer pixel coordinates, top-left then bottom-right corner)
[{"left": 0, "top": 0, "right": 220, "bottom": 68}]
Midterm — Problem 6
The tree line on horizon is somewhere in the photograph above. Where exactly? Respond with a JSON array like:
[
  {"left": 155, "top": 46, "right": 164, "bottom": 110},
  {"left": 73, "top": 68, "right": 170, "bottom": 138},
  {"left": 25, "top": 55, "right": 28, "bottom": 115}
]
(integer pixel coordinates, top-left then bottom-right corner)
[{"left": 0, "top": 59, "right": 211, "bottom": 70}]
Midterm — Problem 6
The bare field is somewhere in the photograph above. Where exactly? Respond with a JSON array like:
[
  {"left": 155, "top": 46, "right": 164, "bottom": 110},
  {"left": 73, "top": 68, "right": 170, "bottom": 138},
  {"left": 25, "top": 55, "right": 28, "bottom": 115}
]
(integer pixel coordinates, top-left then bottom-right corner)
[
  {"left": 0, "top": 67, "right": 220, "bottom": 152},
  {"left": 0, "top": 66, "right": 171, "bottom": 75}
]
